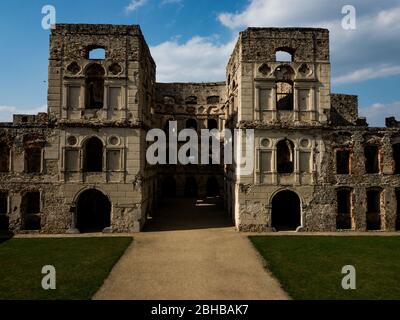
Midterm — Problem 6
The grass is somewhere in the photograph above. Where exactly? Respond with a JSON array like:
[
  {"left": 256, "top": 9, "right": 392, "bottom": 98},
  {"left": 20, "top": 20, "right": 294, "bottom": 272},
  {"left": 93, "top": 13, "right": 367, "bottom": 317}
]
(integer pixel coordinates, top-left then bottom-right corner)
[
  {"left": 249, "top": 236, "right": 400, "bottom": 300},
  {"left": 0, "top": 237, "right": 132, "bottom": 300}
]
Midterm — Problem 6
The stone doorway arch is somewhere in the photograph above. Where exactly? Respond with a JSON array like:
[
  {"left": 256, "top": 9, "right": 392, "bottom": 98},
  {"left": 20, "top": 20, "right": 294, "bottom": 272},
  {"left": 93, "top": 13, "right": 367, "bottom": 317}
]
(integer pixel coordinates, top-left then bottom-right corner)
[
  {"left": 271, "top": 190, "right": 301, "bottom": 231},
  {"left": 76, "top": 188, "right": 111, "bottom": 232}
]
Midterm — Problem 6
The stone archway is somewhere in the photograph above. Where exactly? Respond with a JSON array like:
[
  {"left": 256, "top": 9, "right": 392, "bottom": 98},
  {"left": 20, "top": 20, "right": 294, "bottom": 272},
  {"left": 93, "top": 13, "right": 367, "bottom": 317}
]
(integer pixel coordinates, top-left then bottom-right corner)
[
  {"left": 271, "top": 190, "right": 301, "bottom": 231},
  {"left": 76, "top": 189, "right": 111, "bottom": 232}
]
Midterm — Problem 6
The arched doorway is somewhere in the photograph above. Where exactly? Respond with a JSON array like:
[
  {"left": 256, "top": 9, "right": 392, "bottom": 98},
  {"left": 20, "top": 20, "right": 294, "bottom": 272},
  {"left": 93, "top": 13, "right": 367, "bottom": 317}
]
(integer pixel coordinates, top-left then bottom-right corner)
[
  {"left": 76, "top": 189, "right": 111, "bottom": 232},
  {"left": 206, "top": 176, "right": 219, "bottom": 197},
  {"left": 271, "top": 190, "right": 301, "bottom": 231}
]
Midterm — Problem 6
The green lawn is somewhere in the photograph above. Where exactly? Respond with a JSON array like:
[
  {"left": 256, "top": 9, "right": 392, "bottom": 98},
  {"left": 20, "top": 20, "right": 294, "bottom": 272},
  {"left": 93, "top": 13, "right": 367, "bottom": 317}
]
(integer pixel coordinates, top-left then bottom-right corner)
[
  {"left": 249, "top": 236, "right": 400, "bottom": 300},
  {"left": 0, "top": 237, "right": 132, "bottom": 300}
]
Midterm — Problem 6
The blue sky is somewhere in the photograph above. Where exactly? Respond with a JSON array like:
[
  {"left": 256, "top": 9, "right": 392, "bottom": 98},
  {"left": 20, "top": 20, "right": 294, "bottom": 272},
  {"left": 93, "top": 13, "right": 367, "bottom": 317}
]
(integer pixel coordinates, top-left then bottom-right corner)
[{"left": 0, "top": 0, "right": 399, "bottom": 126}]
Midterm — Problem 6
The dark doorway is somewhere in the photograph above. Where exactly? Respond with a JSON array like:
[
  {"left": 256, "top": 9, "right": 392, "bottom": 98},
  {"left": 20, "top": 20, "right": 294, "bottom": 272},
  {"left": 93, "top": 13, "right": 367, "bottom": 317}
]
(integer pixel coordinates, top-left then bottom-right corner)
[
  {"left": 184, "top": 176, "right": 198, "bottom": 198},
  {"left": 366, "top": 189, "right": 381, "bottom": 230},
  {"left": 76, "top": 189, "right": 111, "bottom": 232},
  {"left": 271, "top": 190, "right": 301, "bottom": 231},
  {"left": 186, "top": 119, "right": 198, "bottom": 131},
  {"left": 336, "top": 150, "right": 350, "bottom": 174},
  {"left": 21, "top": 192, "right": 41, "bottom": 231},
  {"left": 336, "top": 189, "right": 352, "bottom": 229},
  {"left": 83, "top": 137, "right": 103, "bottom": 172},
  {"left": 162, "top": 177, "right": 176, "bottom": 198},
  {"left": 206, "top": 177, "right": 220, "bottom": 197}
]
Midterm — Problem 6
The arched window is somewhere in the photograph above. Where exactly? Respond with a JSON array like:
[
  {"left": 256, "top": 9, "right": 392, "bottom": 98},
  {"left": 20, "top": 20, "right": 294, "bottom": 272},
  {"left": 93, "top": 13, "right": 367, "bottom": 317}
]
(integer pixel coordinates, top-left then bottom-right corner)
[
  {"left": 83, "top": 137, "right": 103, "bottom": 172},
  {"left": 276, "top": 81, "right": 294, "bottom": 111},
  {"left": 275, "top": 49, "right": 294, "bottom": 62},
  {"left": 85, "top": 64, "right": 105, "bottom": 109},
  {"left": 88, "top": 47, "right": 106, "bottom": 60},
  {"left": 207, "top": 119, "right": 218, "bottom": 130},
  {"left": 277, "top": 139, "right": 294, "bottom": 173},
  {"left": 186, "top": 119, "right": 198, "bottom": 131}
]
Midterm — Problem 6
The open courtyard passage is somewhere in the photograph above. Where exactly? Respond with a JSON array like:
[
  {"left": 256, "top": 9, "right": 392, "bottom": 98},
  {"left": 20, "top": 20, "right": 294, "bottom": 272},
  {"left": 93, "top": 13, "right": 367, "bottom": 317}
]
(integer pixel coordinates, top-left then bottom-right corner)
[
  {"left": 144, "top": 197, "right": 233, "bottom": 231},
  {"left": 250, "top": 236, "right": 400, "bottom": 300},
  {"left": 94, "top": 199, "right": 288, "bottom": 300},
  {"left": 0, "top": 237, "right": 132, "bottom": 300}
]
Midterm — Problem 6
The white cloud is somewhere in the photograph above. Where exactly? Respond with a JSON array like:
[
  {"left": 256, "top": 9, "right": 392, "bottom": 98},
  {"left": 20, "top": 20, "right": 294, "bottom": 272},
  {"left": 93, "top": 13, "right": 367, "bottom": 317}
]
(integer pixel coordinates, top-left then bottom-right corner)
[
  {"left": 150, "top": 0, "right": 400, "bottom": 85},
  {"left": 0, "top": 105, "right": 47, "bottom": 122},
  {"left": 333, "top": 64, "right": 400, "bottom": 84},
  {"left": 359, "top": 101, "right": 400, "bottom": 127},
  {"left": 125, "top": 0, "right": 148, "bottom": 13},
  {"left": 217, "top": 0, "right": 400, "bottom": 83},
  {"left": 150, "top": 36, "right": 235, "bottom": 82}
]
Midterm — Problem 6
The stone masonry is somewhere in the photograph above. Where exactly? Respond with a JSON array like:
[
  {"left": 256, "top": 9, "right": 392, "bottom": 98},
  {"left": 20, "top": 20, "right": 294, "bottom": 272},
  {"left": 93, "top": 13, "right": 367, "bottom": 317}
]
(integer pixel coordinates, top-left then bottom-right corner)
[{"left": 0, "top": 24, "right": 399, "bottom": 234}]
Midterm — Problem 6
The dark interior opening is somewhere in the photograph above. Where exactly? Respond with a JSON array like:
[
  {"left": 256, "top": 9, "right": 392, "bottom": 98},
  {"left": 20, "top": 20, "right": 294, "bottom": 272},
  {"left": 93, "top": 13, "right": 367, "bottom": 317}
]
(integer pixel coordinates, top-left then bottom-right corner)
[
  {"left": 271, "top": 190, "right": 301, "bottom": 231},
  {"left": 85, "top": 64, "right": 105, "bottom": 109},
  {"left": 0, "top": 144, "right": 10, "bottom": 172},
  {"left": 21, "top": 192, "right": 41, "bottom": 231},
  {"left": 336, "top": 189, "right": 352, "bottom": 229},
  {"left": 365, "top": 145, "right": 379, "bottom": 173},
  {"left": 83, "top": 137, "right": 103, "bottom": 172},
  {"left": 76, "top": 189, "right": 111, "bottom": 232},
  {"left": 207, "top": 119, "right": 218, "bottom": 130},
  {"left": 25, "top": 148, "right": 41, "bottom": 173},
  {"left": 162, "top": 177, "right": 176, "bottom": 198},
  {"left": 184, "top": 176, "right": 198, "bottom": 198},
  {"left": 0, "top": 192, "right": 8, "bottom": 231},
  {"left": 366, "top": 189, "right": 381, "bottom": 230},
  {"left": 393, "top": 143, "right": 400, "bottom": 174},
  {"left": 206, "top": 177, "right": 220, "bottom": 197},
  {"left": 336, "top": 150, "right": 350, "bottom": 174},
  {"left": 277, "top": 139, "right": 294, "bottom": 173},
  {"left": 186, "top": 119, "right": 198, "bottom": 131}
]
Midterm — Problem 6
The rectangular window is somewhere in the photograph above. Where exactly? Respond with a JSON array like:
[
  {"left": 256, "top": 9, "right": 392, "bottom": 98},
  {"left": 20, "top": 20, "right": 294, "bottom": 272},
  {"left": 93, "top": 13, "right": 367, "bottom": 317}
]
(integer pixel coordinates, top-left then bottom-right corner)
[
  {"left": 68, "top": 86, "right": 81, "bottom": 109},
  {"left": 365, "top": 145, "right": 379, "bottom": 173},
  {"left": 25, "top": 148, "right": 42, "bottom": 173},
  {"left": 300, "top": 152, "right": 311, "bottom": 173},
  {"left": 260, "top": 152, "right": 271, "bottom": 172},
  {"left": 259, "top": 89, "right": 269, "bottom": 111},
  {"left": 336, "top": 150, "right": 350, "bottom": 174},
  {"left": 107, "top": 150, "right": 121, "bottom": 171},
  {"left": 109, "top": 87, "right": 121, "bottom": 109},
  {"left": 65, "top": 149, "right": 79, "bottom": 171},
  {"left": 298, "top": 89, "right": 309, "bottom": 111}
]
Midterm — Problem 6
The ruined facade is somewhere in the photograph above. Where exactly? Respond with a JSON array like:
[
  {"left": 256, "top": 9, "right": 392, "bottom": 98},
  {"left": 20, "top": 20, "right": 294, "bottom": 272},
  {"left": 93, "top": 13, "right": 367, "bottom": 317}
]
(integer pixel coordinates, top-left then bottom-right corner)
[{"left": 0, "top": 24, "right": 399, "bottom": 234}]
